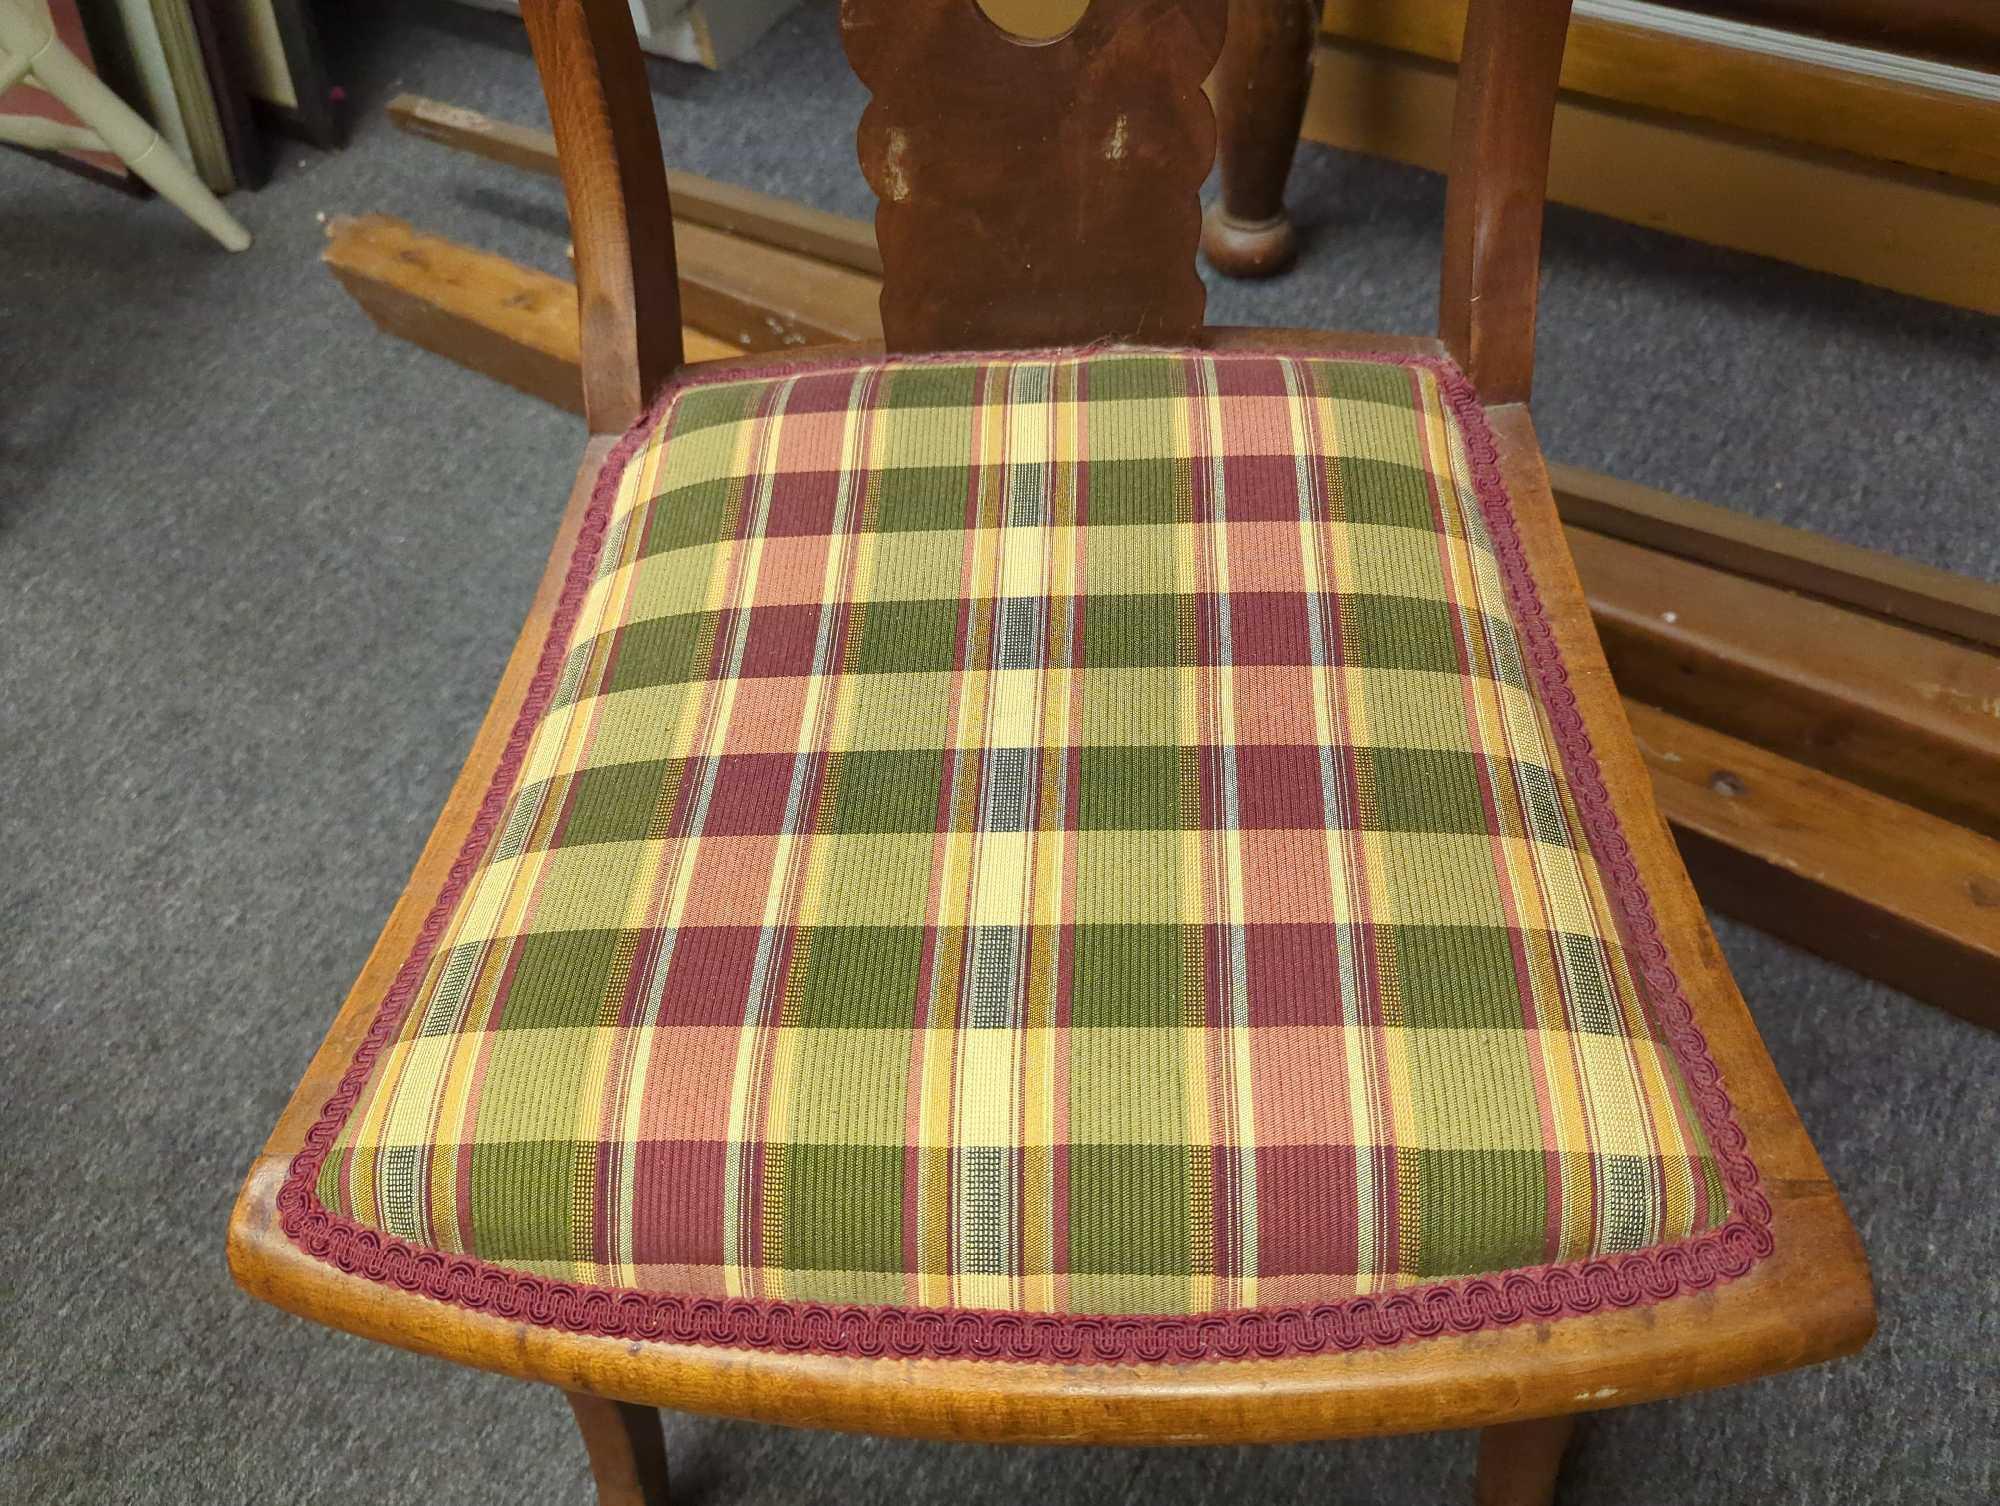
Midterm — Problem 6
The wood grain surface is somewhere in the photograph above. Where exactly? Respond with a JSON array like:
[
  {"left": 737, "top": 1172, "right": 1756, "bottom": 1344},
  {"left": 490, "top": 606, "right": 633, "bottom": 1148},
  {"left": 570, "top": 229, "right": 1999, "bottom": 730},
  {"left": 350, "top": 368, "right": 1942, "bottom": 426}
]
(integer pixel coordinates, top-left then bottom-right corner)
[
  {"left": 1437, "top": 0, "right": 1575, "bottom": 403},
  {"left": 1571, "top": 527, "right": 2000, "bottom": 838},
  {"left": 520, "top": 0, "right": 683, "bottom": 430},
  {"left": 843, "top": 0, "right": 1225, "bottom": 350},
  {"left": 1626, "top": 700, "right": 2000, "bottom": 1032}
]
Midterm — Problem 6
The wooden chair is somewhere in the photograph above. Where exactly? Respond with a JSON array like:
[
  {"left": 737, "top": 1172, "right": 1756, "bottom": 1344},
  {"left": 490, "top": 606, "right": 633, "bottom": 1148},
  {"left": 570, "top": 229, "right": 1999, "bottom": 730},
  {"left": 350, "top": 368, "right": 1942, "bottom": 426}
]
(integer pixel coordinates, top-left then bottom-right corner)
[
  {"left": 228, "top": 3, "right": 1874, "bottom": 1501},
  {"left": 0, "top": 0, "right": 250, "bottom": 250}
]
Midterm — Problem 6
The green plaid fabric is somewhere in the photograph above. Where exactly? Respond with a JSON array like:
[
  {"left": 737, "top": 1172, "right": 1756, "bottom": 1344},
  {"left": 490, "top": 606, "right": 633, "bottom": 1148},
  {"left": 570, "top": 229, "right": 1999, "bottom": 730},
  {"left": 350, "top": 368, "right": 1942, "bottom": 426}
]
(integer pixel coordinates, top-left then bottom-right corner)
[{"left": 300, "top": 349, "right": 1735, "bottom": 1341}]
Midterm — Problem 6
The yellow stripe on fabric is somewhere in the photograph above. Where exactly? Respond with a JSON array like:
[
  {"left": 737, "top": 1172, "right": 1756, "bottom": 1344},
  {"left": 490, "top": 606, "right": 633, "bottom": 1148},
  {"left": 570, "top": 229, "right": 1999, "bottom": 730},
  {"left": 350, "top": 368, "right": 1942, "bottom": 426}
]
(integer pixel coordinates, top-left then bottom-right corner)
[
  {"left": 360, "top": 1032, "right": 442, "bottom": 1240},
  {"left": 1375, "top": 365, "right": 1459, "bottom": 1285},
  {"left": 750, "top": 403, "right": 879, "bottom": 1296},
  {"left": 1425, "top": 384, "right": 1650, "bottom": 1253},
  {"left": 627, "top": 408, "right": 752, "bottom": 496},
  {"left": 549, "top": 662, "right": 1544, "bottom": 769},
  {"left": 1415, "top": 371, "right": 1585, "bottom": 1252},
  {"left": 1545, "top": 686, "right": 1712, "bottom": 1209},
  {"left": 950, "top": 359, "right": 1022, "bottom": 1311},
  {"left": 910, "top": 366, "right": 999, "bottom": 1310},
  {"left": 617, "top": 383, "right": 1433, "bottom": 487},
  {"left": 431, "top": 951, "right": 521, "bottom": 1251},
  {"left": 1543, "top": 1005, "right": 1601, "bottom": 1255},
  {"left": 1025, "top": 361, "right": 1085, "bottom": 1308},
  {"left": 545, "top": 439, "right": 683, "bottom": 1283},
  {"left": 341, "top": 1024, "right": 1707, "bottom": 1154},
  {"left": 1163, "top": 363, "right": 1220, "bottom": 1316},
  {"left": 1205, "top": 353, "right": 1263, "bottom": 1308},
  {"left": 593, "top": 517, "right": 1506, "bottom": 640},
  {"left": 371, "top": 1036, "right": 457, "bottom": 1155},
  {"left": 962, "top": 358, "right": 1073, "bottom": 1311},
  {"left": 519, "top": 437, "right": 678, "bottom": 822}
]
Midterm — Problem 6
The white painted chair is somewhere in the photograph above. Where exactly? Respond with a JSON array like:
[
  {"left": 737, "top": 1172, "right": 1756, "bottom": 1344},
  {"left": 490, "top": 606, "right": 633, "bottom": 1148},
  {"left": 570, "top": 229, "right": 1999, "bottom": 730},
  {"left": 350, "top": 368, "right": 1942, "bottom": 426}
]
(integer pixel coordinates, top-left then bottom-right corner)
[{"left": 0, "top": 0, "right": 250, "bottom": 250}]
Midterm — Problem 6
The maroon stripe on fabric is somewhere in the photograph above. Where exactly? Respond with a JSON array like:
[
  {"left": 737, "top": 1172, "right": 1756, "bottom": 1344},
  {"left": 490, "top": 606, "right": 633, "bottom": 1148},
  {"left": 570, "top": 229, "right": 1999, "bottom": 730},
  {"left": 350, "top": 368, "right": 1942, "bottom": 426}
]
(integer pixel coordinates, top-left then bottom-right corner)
[
  {"left": 765, "top": 368, "right": 872, "bottom": 416},
  {"left": 734, "top": 601, "right": 827, "bottom": 679},
  {"left": 630, "top": 1138, "right": 729, "bottom": 1267},
  {"left": 1217, "top": 453, "right": 1325, "bottom": 520},
  {"left": 1233, "top": 745, "right": 1324, "bottom": 831},
  {"left": 1239, "top": 922, "right": 1347, "bottom": 1027},
  {"left": 1209, "top": 359, "right": 1302, "bottom": 399},
  {"left": 747, "top": 466, "right": 843, "bottom": 539},
  {"left": 278, "top": 346, "right": 1773, "bottom": 1367},
  {"left": 1257, "top": 1144, "right": 1364, "bottom": 1278},
  {"left": 1224, "top": 591, "right": 1337, "bottom": 666},
  {"left": 693, "top": 752, "right": 801, "bottom": 835}
]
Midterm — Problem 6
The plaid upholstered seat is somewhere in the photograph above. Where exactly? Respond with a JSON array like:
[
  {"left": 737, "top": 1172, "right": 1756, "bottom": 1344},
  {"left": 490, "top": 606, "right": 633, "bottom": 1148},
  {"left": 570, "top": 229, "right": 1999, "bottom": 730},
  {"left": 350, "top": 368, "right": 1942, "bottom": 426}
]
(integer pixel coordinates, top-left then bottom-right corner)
[{"left": 291, "top": 348, "right": 1737, "bottom": 1359}]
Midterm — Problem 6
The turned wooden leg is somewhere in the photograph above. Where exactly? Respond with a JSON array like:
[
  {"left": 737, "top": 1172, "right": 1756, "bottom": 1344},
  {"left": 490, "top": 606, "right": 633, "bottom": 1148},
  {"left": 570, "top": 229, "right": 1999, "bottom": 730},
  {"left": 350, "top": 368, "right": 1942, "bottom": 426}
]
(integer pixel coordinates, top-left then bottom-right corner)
[
  {"left": 1202, "top": 0, "right": 1319, "bottom": 278},
  {"left": 1476, "top": 1414, "right": 1579, "bottom": 1506},
  {"left": 566, "top": 1391, "right": 670, "bottom": 1506}
]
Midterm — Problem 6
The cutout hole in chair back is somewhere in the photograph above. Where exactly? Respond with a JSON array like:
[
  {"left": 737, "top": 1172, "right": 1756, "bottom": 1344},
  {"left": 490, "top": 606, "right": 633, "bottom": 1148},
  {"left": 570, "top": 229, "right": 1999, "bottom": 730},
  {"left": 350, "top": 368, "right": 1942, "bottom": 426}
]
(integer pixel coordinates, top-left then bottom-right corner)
[{"left": 974, "top": 0, "right": 1092, "bottom": 41}]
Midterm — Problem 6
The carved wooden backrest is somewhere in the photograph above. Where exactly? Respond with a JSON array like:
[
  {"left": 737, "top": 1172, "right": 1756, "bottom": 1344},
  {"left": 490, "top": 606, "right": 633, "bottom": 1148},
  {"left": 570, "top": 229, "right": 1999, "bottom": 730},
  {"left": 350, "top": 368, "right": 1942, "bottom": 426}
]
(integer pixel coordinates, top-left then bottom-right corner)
[
  {"left": 842, "top": 0, "right": 1227, "bottom": 352},
  {"left": 521, "top": 0, "right": 1574, "bottom": 433}
]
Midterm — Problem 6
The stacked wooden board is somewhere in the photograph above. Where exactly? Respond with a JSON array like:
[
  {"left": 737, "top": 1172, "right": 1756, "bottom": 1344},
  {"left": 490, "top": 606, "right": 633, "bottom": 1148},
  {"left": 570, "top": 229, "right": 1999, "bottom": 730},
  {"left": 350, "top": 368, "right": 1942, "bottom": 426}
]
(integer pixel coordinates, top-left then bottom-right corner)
[
  {"left": 325, "top": 94, "right": 2000, "bottom": 1032},
  {"left": 1309, "top": 0, "right": 2000, "bottom": 314}
]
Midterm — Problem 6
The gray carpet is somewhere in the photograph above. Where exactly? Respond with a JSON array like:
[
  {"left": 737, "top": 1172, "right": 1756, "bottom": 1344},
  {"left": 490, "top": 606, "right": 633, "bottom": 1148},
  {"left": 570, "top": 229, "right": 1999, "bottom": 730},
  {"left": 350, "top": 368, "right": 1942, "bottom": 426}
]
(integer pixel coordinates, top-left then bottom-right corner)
[{"left": 2, "top": 4, "right": 1995, "bottom": 1502}]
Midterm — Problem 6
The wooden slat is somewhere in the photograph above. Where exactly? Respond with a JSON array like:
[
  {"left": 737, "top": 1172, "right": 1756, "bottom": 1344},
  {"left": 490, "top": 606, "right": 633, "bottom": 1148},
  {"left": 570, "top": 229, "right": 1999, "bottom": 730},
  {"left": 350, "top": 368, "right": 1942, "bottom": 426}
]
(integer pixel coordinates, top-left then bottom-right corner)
[
  {"left": 1627, "top": 700, "right": 2000, "bottom": 1031},
  {"left": 661, "top": 180, "right": 880, "bottom": 283},
  {"left": 321, "top": 214, "right": 733, "bottom": 415},
  {"left": 323, "top": 214, "right": 589, "bottom": 413},
  {"left": 1551, "top": 462, "right": 2000, "bottom": 652},
  {"left": 385, "top": 93, "right": 884, "bottom": 277},
  {"left": 386, "top": 93, "right": 567, "bottom": 176},
  {"left": 1682, "top": 1, "right": 2000, "bottom": 70},
  {"left": 1321, "top": 0, "right": 2000, "bottom": 188},
  {"left": 1300, "top": 38, "right": 2000, "bottom": 315},
  {"left": 1570, "top": 526, "right": 2000, "bottom": 838},
  {"left": 385, "top": 94, "right": 883, "bottom": 348},
  {"left": 673, "top": 218, "right": 881, "bottom": 350}
]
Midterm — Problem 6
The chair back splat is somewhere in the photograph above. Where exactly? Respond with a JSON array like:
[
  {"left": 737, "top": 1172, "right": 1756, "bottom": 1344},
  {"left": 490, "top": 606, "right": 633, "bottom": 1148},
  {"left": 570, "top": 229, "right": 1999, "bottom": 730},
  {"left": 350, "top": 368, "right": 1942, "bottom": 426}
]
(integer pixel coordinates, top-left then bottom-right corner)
[
  {"left": 520, "top": 0, "right": 1576, "bottom": 421},
  {"left": 843, "top": 0, "right": 1226, "bottom": 352}
]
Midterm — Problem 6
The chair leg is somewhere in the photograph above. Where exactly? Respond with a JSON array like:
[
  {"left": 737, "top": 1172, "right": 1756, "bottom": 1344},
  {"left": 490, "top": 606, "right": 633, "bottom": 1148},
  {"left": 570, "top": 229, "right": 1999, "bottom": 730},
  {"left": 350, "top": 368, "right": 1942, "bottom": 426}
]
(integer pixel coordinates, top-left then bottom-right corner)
[
  {"left": 1200, "top": 0, "right": 1319, "bottom": 278},
  {"left": 566, "top": 1391, "right": 670, "bottom": 1506},
  {"left": 1476, "top": 1413, "right": 1579, "bottom": 1506}
]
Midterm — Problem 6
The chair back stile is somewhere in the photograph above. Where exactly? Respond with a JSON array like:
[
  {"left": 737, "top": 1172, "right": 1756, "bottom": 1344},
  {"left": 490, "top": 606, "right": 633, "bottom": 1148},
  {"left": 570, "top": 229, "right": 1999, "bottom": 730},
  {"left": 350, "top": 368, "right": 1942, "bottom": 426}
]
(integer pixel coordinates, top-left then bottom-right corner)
[
  {"left": 1440, "top": 0, "right": 1577, "bottom": 405},
  {"left": 522, "top": 0, "right": 684, "bottom": 433},
  {"left": 520, "top": 0, "right": 1575, "bottom": 430}
]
